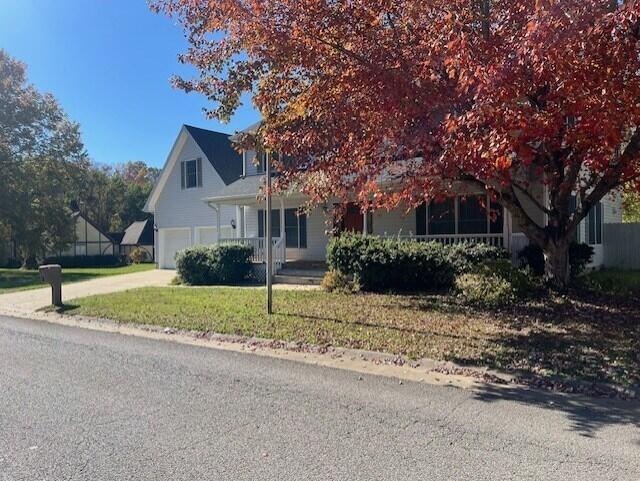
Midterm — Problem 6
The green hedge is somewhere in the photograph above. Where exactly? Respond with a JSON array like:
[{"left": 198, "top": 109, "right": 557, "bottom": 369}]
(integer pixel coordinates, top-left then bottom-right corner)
[
  {"left": 176, "top": 244, "right": 253, "bottom": 285},
  {"left": 326, "top": 233, "right": 455, "bottom": 292},
  {"left": 446, "top": 242, "right": 509, "bottom": 274},
  {"left": 42, "top": 255, "right": 126, "bottom": 268},
  {"left": 456, "top": 259, "right": 535, "bottom": 306}
]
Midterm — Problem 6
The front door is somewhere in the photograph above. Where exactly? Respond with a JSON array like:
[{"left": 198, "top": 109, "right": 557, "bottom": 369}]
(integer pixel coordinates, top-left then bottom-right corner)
[
  {"left": 342, "top": 203, "right": 364, "bottom": 232},
  {"left": 336, "top": 203, "right": 372, "bottom": 234}
]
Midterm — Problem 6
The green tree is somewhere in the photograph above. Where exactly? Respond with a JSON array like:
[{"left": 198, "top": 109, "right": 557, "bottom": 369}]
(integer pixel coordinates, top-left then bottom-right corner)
[
  {"left": 78, "top": 161, "right": 159, "bottom": 233},
  {"left": 622, "top": 186, "right": 640, "bottom": 223},
  {"left": 0, "top": 50, "right": 89, "bottom": 268}
]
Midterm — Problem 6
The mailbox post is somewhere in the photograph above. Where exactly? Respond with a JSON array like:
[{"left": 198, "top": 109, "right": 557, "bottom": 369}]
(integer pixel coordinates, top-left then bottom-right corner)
[{"left": 39, "top": 264, "right": 62, "bottom": 306}]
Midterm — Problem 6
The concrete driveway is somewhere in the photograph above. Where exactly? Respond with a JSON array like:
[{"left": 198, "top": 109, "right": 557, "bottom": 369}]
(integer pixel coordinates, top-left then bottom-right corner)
[{"left": 0, "top": 268, "right": 175, "bottom": 317}]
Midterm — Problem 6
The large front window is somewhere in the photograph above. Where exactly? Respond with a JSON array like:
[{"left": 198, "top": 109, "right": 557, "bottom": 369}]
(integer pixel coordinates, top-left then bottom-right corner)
[
  {"left": 419, "top": 195, "right": 503, "bottom": 236},
  {"left": 428, "top": 199, "right": 455, "bottom": 235}
]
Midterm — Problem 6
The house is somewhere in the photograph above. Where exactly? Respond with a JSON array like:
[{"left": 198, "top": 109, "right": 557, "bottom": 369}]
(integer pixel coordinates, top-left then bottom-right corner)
[
  {"left": 119, "top": 219, "right": 155, "bottom": 261},
  {"left": 54, "top": 211, "right": 119, "bottom": 258},
  {"left": 145, "top": 124, "right": 623, "bottom": 270}
]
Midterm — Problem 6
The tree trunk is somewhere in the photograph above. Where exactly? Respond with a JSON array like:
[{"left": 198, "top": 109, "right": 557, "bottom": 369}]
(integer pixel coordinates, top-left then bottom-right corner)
[{"left": 543, "top": 240, "right": 570, "bottom": 288}]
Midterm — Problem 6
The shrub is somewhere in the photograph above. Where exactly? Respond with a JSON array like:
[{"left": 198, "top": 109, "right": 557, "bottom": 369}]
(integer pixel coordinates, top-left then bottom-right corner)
[
  {"left": 321, "top": 270, "right": 359, "bottom": 293},
  {"left": 518, "top": 242, "right": 595, "bottom": 278},
  {"left": 445, "top": 242, "right": 509, "bottom": 274},
  {"left": 456, "top": 260, "right": 535, "bottom": 306},
  {"left": 128, "top": 247, "right": 149, "bottom": 264},
  {"left": 569, "top": 242, "right": 594, "bottom": 277},
  {"left": 326, "top": 233, "right": 455, "bottom": 292},
  {"left": 517, "top": 244, "right": 545, "bottom": 276},
  {"left": 42, "top": 254, "right": 126, "bottom": 268},
  {"left": 214, "top": 244, "right": 254, "bottom": 283},
  {"left": 176, "top": 244, "right": 253, "bottom": 285}
]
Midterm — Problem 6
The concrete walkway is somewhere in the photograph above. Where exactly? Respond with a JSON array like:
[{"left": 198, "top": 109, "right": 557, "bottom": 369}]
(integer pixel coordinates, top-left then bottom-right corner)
[{"left": 0, "top": 269, "right": 175, "bottom": 317}]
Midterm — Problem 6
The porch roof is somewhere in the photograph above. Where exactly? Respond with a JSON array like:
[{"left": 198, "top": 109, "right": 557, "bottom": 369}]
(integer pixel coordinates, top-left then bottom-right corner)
[{"left": 203, "top": 175, "right": 264, "bottom": 204}]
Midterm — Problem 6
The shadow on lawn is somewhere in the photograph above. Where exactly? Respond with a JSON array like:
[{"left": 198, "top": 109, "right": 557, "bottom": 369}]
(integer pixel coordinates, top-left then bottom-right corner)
[
  {"left": 472, "top": 382, "right": 640, "bottom": 438},
  {"left": 450, "top": 290, "right": 640, "bottom": 392}
]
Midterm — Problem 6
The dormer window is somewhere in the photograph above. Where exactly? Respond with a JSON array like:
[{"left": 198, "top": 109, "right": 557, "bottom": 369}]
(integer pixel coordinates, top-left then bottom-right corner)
[
  {"left": 256, "top": 151, "right": 281, "bottom": 174},
  {"left": 181, "top": 158, "right": 202, "bottom": 189}
]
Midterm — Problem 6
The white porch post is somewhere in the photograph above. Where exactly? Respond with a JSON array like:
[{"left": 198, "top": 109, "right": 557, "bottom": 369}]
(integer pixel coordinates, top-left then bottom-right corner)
[
  {"left": 216, "top": 204, "right": 221, "bottom": 243},
  {"left": 279, "top": 198, "right": 285, "bottom": 240},
  {"left": 279, "top": 198, "right": 286, "bottom": 265},
  {"left": 503, "top": 208, "right": 512, "bottom": 252},
  {"left": 236, "top": 205, "right": 244, "bottom": 238},
  {"left": 362, "top": 210, "right": 368, "bottom": 236}
]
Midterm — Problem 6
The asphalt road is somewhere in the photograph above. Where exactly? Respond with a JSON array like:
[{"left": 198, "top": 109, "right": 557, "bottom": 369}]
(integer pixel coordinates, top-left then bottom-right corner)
[{"left": 1, "top": 315, "right": 638, "bottom": 481}]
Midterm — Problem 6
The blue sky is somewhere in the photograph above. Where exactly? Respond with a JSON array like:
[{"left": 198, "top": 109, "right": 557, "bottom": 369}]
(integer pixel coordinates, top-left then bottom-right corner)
[{"left": 0, "top": 0, "right": 260, "bottom": 168}]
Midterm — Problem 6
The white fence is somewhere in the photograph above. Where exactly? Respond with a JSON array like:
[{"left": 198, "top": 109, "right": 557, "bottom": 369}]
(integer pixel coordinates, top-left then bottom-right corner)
[
  {"left": 603, "top": 223, "right": 640, "bottom": 270},
  {"left": 385, "top": 233, "right": 505, "bottom": 247}
]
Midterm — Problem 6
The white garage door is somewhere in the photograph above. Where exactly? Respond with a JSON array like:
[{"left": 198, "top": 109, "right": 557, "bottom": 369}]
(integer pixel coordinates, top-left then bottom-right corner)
[{"left": 159, "top": 228, "right": 191, "bottom": 269}]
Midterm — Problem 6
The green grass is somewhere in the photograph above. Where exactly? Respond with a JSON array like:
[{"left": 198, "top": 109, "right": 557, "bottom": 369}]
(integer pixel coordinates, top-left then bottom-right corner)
[
  {"left": 63, "top": 286, "right": 640, "bottom": 389},
  {"left": 0, "top": 264, "right": 155, "bottom": 294}
]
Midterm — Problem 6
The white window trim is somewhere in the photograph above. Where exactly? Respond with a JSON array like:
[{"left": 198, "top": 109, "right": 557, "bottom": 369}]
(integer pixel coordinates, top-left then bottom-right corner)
[{"left": 184, "top": 158, "right": 199, "bottom": 189}]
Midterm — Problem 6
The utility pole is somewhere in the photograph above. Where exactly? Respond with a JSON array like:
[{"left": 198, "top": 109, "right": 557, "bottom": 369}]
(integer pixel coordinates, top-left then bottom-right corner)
[{"left": 265, "top": 151, "right": 273, "bottom": 315}]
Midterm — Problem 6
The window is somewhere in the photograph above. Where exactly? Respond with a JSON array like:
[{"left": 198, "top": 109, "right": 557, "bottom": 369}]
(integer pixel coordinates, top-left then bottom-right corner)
[
  {"left": 587, "top": 202, "right": 603, "bottom": 245},
  {"left": 181, "top": 158, "right": 202, "bottom": 189},
  {"left": 285, "top": 208, "right": 307, "bottom": 249},
  {"left": 256, "top": 151, "right": 281, "bottom": 175},
  {"left": 459, "top": 196, "right": 487, "bottom": 234},
  {"left": 258, "top": 208, "right": 307, "bottom": 248},
  {"left": 258, "top": 209, "right": 281, "bottom": 238},
  {"left": 428, "top": 199, "right": 455, "bottom": 235},
  {"left": 489, "top": 200, "right": 504, "bottom": 234},
  {"left": 420, "top": 195, "right": 503, "bottom": 235},
  {"left": 256, "top": 152, "right": 266, "bottom": 174}
]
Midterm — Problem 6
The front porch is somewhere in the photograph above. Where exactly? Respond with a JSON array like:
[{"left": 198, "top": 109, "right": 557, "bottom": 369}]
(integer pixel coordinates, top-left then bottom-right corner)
[{"left": 207, "top": 191, "right": 525, "bottom": 271}]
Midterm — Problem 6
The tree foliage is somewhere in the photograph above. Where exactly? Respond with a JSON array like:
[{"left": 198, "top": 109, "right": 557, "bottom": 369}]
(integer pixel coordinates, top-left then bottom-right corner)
[
  {"left": 78, "top": 161, "right": 160, "bottom": 233},
  {"left": 0, "top": 51, "right": 160, "bottom": 266},
  {"left": 622, "top": 185, "right": 640, "bottom": 222},
  {"left": 0, "top": 50, "right": 89, "bottom": 267},
  {"left": 153, "top": 0, "right": 640, "bottom": 285}
]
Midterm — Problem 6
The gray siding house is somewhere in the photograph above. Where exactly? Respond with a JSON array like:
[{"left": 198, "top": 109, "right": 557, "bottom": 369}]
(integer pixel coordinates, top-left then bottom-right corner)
[{"left": 145, "top": 124, "right": 622, "bottom": 270}]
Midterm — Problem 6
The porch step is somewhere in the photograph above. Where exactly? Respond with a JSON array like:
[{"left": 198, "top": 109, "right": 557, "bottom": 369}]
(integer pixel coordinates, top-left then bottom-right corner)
[
  {"left": 278, "top": 268, "right": 326, "bottom": 278},
  {"left": 273, "top": 274, "right": 323, "bottom": 286}
]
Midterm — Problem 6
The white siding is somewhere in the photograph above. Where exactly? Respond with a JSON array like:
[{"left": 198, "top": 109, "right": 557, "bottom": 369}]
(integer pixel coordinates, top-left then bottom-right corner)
[
  {"left": 154, "top": 133, "right": 238, "bottom": 266},
  {"left": 372, "top": 205, "right": 416, "bottom": 237},
  {"left": 60, "top": 216, "right": 115, "bottom": 257}
]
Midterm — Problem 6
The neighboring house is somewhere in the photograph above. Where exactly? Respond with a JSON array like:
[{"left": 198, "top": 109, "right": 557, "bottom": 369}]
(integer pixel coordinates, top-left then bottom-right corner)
[
  {"left": 145, "top": 124, "right": 623, "bottom": 270},
  {"left": 120, "top": 219, "right": 155, "bottom": 261},
  {"left": 54, "top": 212, "right": 119, "bottom": 258}
]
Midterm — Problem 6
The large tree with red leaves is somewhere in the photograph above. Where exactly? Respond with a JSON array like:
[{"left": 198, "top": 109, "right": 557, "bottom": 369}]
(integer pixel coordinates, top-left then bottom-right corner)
[{"left": 152, "top": 0, "right": 640, "bottom": 285}]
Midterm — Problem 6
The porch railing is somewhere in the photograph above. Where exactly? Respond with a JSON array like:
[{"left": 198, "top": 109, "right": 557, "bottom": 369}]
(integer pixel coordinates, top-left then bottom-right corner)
[
  {"left": 219, "top": 237, "right": 285, "bottom": 271},
  {"left": 385, "top": 233, "right": 505, "bottom": 247}
]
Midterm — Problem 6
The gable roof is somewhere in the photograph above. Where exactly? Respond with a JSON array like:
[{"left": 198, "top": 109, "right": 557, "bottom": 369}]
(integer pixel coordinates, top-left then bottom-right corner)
[
  {"left": 183, "top": 125, "right": 242, "bottom": 185},
  {"left": 72, "top": 211, "right": 117, "bottom": 244},
  {"left": 144, "top": 125, "right": 243, "bottom": 213},
  {"left": 121, "top": 219, "right": 154, "bottom": 246}
]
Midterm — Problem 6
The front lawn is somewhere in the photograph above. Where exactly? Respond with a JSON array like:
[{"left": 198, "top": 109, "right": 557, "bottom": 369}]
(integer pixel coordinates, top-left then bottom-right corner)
[
  {"left": 0, "top": 264, "right": 156, "bottom": 294},
  {"left": 63, "top": 286, "right": 640, "bottom": 390}
]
